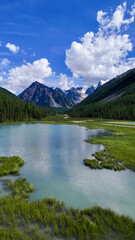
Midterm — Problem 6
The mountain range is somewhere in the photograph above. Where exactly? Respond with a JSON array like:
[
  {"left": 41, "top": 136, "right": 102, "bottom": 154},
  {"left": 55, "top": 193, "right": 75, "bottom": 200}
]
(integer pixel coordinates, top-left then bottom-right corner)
[
  {"left": 19, "top": 80, "right": 106, "bottom": 108},
  {"left": 69, "top": 68, "right": 135, "bottom": 120},
  {"left": 55, "top": 87, "right": 86, "bottom": 104},
  {"left": 0, "top": 68, "right": 135, "bottom": 121},
  {"left": 0, "top": 86, "right": 55, "bottom": 123},
  {"left": 19, "top": 81, "right": 74, "bottom": 108},
  {"left": 56, "top": 80, "right": 107, "bottom": 104}
]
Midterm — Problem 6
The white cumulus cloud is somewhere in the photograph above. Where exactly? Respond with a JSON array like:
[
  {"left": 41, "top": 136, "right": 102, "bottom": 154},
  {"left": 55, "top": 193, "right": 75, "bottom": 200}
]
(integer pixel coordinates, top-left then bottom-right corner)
[
  {"left": 65, "top": 2, "right": 135, "bottom": 86},
  {"left": 2, "top": 58, "right": 53, "bottom": 93},
  {"left": 5, "top": 43, "right": 20, "bottom": 54},
  {"left": 59, "top": 73, "right": 76, "bottom": 91},
  {"left": 1, "top": 58, "right": 10, "bottom": 66}
]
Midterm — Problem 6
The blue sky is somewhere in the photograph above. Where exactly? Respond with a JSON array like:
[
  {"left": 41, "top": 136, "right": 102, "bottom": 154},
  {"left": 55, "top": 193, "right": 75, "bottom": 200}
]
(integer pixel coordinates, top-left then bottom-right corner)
[{"left": 0, "top": 0, "right": 135, "bottom": 93}]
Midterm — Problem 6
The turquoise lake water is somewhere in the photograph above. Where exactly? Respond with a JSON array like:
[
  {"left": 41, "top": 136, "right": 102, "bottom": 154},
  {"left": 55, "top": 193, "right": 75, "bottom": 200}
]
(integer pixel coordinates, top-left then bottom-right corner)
[{"left": 0, "top": 123, "right": 135, "bottom": 219}]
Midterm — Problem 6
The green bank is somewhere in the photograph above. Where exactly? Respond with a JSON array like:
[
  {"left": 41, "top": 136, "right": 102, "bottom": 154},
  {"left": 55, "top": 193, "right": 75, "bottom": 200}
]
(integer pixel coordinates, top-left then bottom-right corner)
[
  {"left": 35, "top": 115, "right": 135, "bottom": 172},
  {"left": 78, "top": 120, "right": 135, "bottom": 172}
]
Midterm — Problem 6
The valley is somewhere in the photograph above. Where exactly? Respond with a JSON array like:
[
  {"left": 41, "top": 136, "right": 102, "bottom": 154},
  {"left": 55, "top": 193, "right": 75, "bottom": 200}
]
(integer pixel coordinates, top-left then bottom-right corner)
[
  {"left": 1, "top": 1, "right": 135, "bottom": 238},
  {"left": 0, "top": 68, "right": 135, "bottom": 239}
]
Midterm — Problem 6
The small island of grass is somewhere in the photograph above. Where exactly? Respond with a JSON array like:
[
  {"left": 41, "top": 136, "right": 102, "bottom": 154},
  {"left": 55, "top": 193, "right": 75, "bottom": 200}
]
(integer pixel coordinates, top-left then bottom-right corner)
[
  {"left": 84, "top": 149, "right": 126, "bottom": 171},
  {"left": 6, "top": 178, "right": 34, "bottom": 200},
  {"left": 0, "top": 155, "right": 24, "bottom": 176}
]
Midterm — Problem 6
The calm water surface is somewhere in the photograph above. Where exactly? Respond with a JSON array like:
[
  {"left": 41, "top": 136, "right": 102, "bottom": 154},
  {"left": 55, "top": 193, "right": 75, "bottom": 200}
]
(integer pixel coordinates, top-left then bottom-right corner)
[{"left": 0, "top": 124, "right": 135, "bottom": 219}]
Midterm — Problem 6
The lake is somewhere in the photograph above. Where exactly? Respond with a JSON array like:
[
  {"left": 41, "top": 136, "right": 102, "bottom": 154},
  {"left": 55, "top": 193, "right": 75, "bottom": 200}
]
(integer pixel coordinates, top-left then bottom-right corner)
[{"left": 0, "top": 123, "right": 135, "bottom": 219}]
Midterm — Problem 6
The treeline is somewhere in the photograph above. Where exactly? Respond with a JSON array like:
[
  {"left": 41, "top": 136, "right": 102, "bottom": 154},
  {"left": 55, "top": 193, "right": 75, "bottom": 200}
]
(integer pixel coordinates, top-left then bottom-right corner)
[
  {"left": 0, "top": 89, "right": 55, "bottom": 122},
  {"left": 69, "top": 91, "right": 135, "bottom": 120}
]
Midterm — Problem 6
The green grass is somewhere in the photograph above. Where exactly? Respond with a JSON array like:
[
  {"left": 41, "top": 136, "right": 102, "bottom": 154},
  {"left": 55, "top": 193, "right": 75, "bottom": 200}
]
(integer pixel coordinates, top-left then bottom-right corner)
[
  {"left": 0, "top": 156, "right": 24, "bottom": 176},
  {"left": 0, "top": 119, "right": 135, "bottom": 239},
  {"left": 82, "top": 123, "right": 135, "bottom": 171},
  {"left": 0, "top": 195, "right": 135, "bottom": 240},
  {"left": 6, "top": 178, "right": 34, "bottom": 200},
  {"left": 84, "top": 149, "right": 126, "bottom": 171},
  {"left": 0, "top": 152, "right": 135, "bottom": 239},
  {"left": 2, "top": 114, "right": 74, "bottom": 125},
  {"left": 84, "top": 158, "right": 103, "bottom": 169}
]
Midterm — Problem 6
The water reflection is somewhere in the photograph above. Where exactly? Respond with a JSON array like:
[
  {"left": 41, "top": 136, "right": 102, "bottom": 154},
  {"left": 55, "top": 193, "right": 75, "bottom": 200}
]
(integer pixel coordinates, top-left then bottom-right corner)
[{"left": 0, "top": 124, "right": 135, "bottom": 219}]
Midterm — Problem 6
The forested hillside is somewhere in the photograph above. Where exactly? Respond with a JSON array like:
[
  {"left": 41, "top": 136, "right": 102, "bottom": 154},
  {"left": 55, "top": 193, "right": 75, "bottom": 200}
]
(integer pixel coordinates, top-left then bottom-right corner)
[
  {"left": 69, "top": 69, "right": 135, "bottom": 120},
  {"left": 0, "top": 87, "right": 55, "bottom": 123}
]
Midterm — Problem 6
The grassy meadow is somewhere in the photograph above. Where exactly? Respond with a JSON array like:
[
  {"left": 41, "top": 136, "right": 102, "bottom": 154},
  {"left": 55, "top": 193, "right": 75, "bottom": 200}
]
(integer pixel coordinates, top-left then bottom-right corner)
[{"left": 82, "top": 121, "right": 135, "bottom": 171}]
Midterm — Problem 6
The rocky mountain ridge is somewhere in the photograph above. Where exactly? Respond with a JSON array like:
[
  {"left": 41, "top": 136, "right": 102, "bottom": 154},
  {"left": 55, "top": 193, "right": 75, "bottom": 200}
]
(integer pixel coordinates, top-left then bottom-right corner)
[
  {"left": 19, "top": 80, "right": 107, "bottom": 108},
  {"left": 19, "top": 82, "right": 74, "bottom": 108}
]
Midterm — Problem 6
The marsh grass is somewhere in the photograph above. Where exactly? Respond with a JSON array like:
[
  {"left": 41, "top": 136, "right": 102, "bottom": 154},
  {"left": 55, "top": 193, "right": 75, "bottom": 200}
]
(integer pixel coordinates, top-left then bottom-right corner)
[
  {"left": 76, "top": 119, "right": 135, "bottom": 171},
  {"left": 84, "top": 149, "right": 126, "bottom": 171},
  {"left": 6, "top": 178, "right": 34, "bottom": 200},
  {"left": 0, "top": 156, "right": 24, "bottom": 176},
  {"left": 0, "top": 155, "right": 134, "bottom": 239},
  {"left": 0, "top": 195, "right": 134, "bottom": 240},
  {"left": 0, "top": 120, "right": 135, "bottom": 239}
]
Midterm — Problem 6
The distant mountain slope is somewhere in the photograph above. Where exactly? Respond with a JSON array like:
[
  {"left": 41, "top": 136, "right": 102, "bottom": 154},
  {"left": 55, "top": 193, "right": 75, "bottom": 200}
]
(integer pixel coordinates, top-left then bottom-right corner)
[
  {"left": 63, "top": 80, "right": 106, "bottom": 103},
  {"left": 55, "top": 87, "right": 65, "bottom": 95},
  {"left": 65, "top": 87, "right": 87, "bottom": 104},
  {"left": 85, "top": 85, "right": 96, "bottom": 95},
  {"left": 0, "top": 87, "right": 20, "bottom": 101},
  {"left": 55, "top": 87, "right": 86, "bottom": 104},
  {"left": 80, "top": 69, "right": 135, "bottom": 105},
  {"left": 0, "top": 87, "right": 16, "bottom": 97},
  {"left": 55, "top": 81, "right": 106, "bottom": 104},
  {"left": 0, "top": 87, "right": 55, "bottom": 122},
  {"left": 69, "top": 69, "right": 135, "bottom": 120},
  {"left": 19, "top": 82, "right": 74, "bottom": 108},
  {"left": 85, "top": 80, "right": 107, "bottom": 96}
]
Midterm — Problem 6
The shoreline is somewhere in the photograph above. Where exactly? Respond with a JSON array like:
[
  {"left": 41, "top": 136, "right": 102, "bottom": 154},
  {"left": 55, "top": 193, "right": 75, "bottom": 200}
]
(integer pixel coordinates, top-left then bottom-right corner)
[
  {"left": 1, "top": 118, "right": 135, "bottom": 172},
  {"left": 0, "top": 118, "right": 135, "bottom": 238},
  {"left": 0, "top": 154, "right": 135, "bottom": 239}
]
